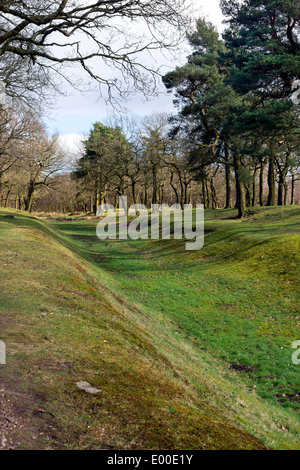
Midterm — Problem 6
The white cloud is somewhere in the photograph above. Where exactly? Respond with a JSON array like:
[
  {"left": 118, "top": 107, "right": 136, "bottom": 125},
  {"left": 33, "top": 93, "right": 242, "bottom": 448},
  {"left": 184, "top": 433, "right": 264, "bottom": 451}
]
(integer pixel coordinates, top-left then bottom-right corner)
[{"left": 59, "top": 133, "right": 85, "bottom": 155}]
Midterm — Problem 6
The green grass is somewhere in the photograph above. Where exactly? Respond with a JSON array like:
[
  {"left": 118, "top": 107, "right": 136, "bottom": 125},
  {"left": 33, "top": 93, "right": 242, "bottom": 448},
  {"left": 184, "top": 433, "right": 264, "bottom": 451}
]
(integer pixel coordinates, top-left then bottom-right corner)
[{"left": 0, "top": 206, "right": 299, "bottom": 449}]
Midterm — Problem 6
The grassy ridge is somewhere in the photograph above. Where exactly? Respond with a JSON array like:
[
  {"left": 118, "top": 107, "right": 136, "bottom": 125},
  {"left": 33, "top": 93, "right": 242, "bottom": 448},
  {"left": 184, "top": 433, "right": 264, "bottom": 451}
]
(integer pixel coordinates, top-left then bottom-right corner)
[
  {"left": 50, "top": 206, "right": 300, "bottom": 412},
  {"left": 0, "top": 207, "right": 299, "bottom": 449}
]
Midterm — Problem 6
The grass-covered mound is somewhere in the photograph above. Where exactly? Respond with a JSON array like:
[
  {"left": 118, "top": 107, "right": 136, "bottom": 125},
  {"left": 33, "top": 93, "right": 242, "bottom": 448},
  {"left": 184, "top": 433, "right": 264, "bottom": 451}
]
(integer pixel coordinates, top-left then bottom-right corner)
[{"left": 0, "top": 206, "right": 299, "bottom": 449}]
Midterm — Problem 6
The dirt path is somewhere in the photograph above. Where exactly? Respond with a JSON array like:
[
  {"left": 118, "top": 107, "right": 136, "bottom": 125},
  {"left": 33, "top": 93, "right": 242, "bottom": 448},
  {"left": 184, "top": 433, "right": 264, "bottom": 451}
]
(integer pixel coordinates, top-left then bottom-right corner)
[{"left": 0, "top": 381, "right": 48, "bottom": 450}]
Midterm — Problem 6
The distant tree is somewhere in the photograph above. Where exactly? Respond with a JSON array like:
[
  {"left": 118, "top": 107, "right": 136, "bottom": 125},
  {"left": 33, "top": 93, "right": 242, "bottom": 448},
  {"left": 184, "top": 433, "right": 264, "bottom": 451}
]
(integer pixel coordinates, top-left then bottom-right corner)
[
  {"left": 164, "top": 131, "right": 197, "bottom": 207},
  {"left": 74, "top": 122, "right": 133, "bottom": 213},
  {"left": 33, "top": 173, "right": 80, "bottom": 213},
  {"left": 0, "top": 106, "right": 33, "bottom": 198},
  {"left": 139, "top": 113, "right": 171, "bottom": 206},
  {"left": 15, "top": 118, "right": 67, "bottom": 212}
]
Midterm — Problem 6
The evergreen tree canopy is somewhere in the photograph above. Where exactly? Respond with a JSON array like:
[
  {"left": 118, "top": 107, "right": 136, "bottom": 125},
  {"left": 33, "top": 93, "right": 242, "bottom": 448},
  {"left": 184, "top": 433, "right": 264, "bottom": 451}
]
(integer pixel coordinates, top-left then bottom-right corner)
[{"left": 221, "top": 0, "right": 300, "bottom": 99}]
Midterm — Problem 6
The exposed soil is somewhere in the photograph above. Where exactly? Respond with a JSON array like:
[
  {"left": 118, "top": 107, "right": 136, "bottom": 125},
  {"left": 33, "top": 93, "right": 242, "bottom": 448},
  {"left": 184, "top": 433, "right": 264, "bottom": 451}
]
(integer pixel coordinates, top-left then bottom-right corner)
[
  {"left": 0, "top": 381, "right": 35, "bottom": 450},
  {"left": 230, "top": 363, "right": 257, "bottom": 373},
  {"left": 0, "top": 379, "right": 59, "bottom": 450},
  {"left": 276, "top": 393, "right": 300, "bottom": 403}
]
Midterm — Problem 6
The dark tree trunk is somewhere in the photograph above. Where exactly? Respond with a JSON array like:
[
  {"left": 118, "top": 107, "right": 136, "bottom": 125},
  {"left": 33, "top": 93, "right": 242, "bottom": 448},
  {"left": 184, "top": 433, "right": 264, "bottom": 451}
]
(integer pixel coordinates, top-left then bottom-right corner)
[
  {"left": 201, "top": 179, "right": 207, "bottom": 208},
  {"left": 210, "top": 178, "right": 218, "bottom": 209},
  {"left": 277, "top": 179, "right": 284, "bottom": 206},
  {"left": 24, "top": 182, "right": 35, "bottom": 212},
  {"left": 170, "top": 174, "right": 179, "bottom": 204},
  {"left": 234, "top": 152, "right": 246, "bottom": 218},
  {"left": 277, "top": 167, "right": 288, "bottom": 206},
  {"left": 183, "top": 181, "right": 189, "bottom": 205},
  {"left": 152, "top": 166, "right": 158, "bottom": 205},
  {"left": 143, "top": 182, "right": 148, "bottom": 207},
  {"left": 267, "top": 157, "right": 276, "bottom": 206},
  {"left": 224, "top": 144, "right": 231, "bottom": 208},
  {"left": 291, "top": 174, "right": 295, "bottom": 205}
]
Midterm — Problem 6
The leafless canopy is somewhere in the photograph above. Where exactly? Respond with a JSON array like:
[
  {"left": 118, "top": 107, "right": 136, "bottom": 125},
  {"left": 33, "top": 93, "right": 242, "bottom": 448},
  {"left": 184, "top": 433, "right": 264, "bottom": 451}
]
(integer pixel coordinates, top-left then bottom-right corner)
[{"left": 0, "top": 1, "right": 191, "bottom": 105}]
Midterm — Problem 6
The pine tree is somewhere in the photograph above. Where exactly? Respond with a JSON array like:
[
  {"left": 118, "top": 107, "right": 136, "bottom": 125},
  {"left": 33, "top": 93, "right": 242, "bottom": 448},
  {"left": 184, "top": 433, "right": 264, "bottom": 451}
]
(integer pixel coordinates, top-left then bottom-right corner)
[
  {"left": 163, "top": 19, "right": 249, "bottom": 217},
  {"left": 221, "top": 0, "right": 300, "bottom": 206}
]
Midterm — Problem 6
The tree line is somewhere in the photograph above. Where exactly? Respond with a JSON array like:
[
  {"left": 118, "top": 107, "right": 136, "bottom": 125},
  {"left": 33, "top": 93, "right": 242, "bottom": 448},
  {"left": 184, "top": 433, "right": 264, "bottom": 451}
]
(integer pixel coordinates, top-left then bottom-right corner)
[
  {"left": 162, "top": 1, "right": 300, "bottom": 217},
  {"left": 0, "top": 106, "right": 67, "bottom": 212},
  {"left": 69, "top": 1, "right": 300, "bottom": 216},
  {"left": 0, "top": 1, "right": 299, "bottom": 216}
]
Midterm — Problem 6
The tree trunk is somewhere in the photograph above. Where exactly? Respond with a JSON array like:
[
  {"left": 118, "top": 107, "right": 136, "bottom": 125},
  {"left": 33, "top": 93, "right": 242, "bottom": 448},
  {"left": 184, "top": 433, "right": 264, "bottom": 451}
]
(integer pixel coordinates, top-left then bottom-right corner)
[
  {"left": 152, "top": 165, "right": 158, "bottom": 205},
  {"left": 267, "top": 157, "right": 276, "bottom": 206},
  {"left": 224, "top": 144, "right": 231, "bottom": 208},
  {"left": 252, "top": 166, "right": 258, "bottom": 207},
  {"left": 131, "top": 179, "right": 137, "bottom": 205},
  {"left": 178, "top": 174, "right": 184, "bottom": 208},
  {"left": 24, "top": 182, "right": 35, "bottom": 212},
  {"left": 169, "top": 174, "right": 179, "bottom": 204},
  {"left": 189, "top": 186, "right": 193, "bottom": 204},
  {"left": 259, "top": 161, "right": 265, "bottom": 206},
  {"left": 284, "top": 182, "right": 288, "bottom": 206},
  {"left": 210, "top": 178, "right": 218, "bottom": 209},
  {"left": 245, "top": 184, "right": 251, "bottom": 207},
  {"left": 159, "top": 183, "right": 165, "bottom": 206},
  {"left": 183, "top": 181, "right": 189, "bottom": 205},
  {"left": 291, "top": 174, "right": 295, "bottom": 205},
  {"left": 205, "top": 180, "right": 210, "bottom": 208},
  {"left": 277, "top": 167, "right": 288, "bottom": 206},
  {"left": 4, "top": 190, "right": 10, "bottom": 208},
  {"left": 201, "top": 179, "right": 207, "bottom": 208},
  {"left": 144, "top": 182, "right": 148, "bottom": 207},
  {"left": 94, "top": 185, "right": 100, "bottom": 214},
  {"left": 234, "top": 152, "right": 246, "bottom": 218},
  {"left": 277, "top": 178, "right": 284, "bottom": 206}
]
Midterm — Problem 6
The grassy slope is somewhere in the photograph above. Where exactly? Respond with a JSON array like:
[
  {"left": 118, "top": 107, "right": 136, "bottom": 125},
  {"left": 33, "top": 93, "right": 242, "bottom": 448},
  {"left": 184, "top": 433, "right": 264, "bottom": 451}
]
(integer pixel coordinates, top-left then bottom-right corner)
[{"left": 0, "top": 206, "right": 299, "bottom": 449}]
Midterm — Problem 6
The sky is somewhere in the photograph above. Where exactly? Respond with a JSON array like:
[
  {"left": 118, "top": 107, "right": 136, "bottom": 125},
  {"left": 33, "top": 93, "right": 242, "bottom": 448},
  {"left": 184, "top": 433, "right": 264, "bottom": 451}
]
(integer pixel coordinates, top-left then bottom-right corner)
[{"left": 45, "top": 0, "right": 225, "bottom": 152}]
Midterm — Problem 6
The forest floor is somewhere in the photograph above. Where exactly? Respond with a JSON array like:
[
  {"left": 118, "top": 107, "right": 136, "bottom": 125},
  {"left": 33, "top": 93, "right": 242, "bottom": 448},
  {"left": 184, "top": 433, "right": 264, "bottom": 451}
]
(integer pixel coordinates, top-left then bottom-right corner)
[{"left": 0, "top": 206, "right": 299, "bottom": 450}]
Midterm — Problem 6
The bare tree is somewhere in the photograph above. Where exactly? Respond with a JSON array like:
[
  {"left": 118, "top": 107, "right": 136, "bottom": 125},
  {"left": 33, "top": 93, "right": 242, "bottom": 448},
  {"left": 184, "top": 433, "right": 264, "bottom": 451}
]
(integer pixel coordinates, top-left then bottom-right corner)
[
  {"left": 14, "top": 117, "right": 68, "bottom": 211},
  {"left": 0, "top": 105, "right": 32, "bottom": 182},
  {"left": 0, "top": 1, "right": 191, "bottom": 105}
]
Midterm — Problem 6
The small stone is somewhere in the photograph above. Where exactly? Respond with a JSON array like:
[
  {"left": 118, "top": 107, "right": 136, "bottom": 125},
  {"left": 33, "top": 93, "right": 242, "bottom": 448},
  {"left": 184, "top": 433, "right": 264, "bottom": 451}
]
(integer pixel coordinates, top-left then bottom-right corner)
[
  {"left": 5, "top": 416, "right": 15, "bottom": 424},
  {"left": 76, "top": 381, "right": 102, "bottom": 394},
  {"left": 1, "top": 434, "right": 7, "bottom": 447}
]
